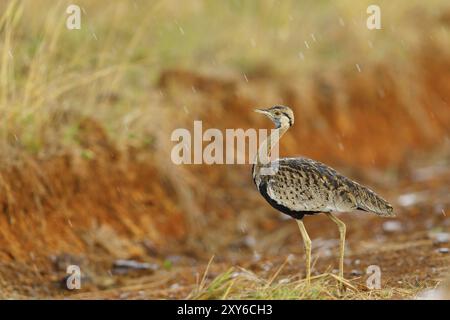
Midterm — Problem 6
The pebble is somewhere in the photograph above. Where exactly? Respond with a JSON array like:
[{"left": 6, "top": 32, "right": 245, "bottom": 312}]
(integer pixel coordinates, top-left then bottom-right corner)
[
  {"left": 397, "top": 193, "right": 421, "bottom": 207},
  {"left": 243, "top": 236, "right": 256, "bottom": 248},
  {"left": 112, "top": 259, "right": 158, "bottom": 274},
  {"left": 437, "top": 248, "right": 449, "bottom": 254},
  {"left": 351, "top": 269, "right": 363, "bottom": 276},
  {"left": 429, "top": 232, "right": 450, "bottom": 244},
  {"left": 170, "top": 283, "right": 181, "bottom": 290},
  {"left": 382, "top": 221, "right": 403, "bottom": 232}
]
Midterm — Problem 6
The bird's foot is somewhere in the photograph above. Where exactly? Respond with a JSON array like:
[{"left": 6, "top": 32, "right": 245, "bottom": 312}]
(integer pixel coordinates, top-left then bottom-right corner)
[{"left": 326, "top": 273, "right": 354, "bottom": 295}]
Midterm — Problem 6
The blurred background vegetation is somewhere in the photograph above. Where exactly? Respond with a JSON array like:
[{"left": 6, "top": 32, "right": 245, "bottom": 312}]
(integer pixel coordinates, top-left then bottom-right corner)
[{"left": 1, "top": 0, "right": 448, "bottom": 157}]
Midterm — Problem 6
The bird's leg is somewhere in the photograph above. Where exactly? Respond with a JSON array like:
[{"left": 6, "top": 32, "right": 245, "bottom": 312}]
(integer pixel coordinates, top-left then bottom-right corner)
[
  {"left": 296, "top": 219, "right": 311, "bottom": 286},
  {"left": 325, "top": 213, "right": 346, "bottom": 284}
]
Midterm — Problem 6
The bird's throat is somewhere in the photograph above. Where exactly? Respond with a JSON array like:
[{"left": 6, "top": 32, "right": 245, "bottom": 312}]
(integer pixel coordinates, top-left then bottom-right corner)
[{"left": 254, "top": 124, "right": 289, "bottom": 172}]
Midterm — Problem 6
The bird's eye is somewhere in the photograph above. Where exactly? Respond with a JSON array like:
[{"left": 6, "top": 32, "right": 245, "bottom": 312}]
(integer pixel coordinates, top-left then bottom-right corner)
[{"left": 274, "top": 111, "right": 281, "bottom": 116}]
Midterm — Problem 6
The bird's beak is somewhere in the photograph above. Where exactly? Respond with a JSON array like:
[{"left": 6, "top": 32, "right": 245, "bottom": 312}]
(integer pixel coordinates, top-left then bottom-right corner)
[{"left": 254, "top": 108, "right": 269, "bottom": 115}]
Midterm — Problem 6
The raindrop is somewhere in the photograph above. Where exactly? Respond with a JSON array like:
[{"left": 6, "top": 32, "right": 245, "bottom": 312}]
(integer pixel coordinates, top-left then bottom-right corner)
[
  {"left": 304, "top": 41, "right": 310, "bottom": 49},
  {"left": 113, "top": 259, "right": 159, "bottom": 272},
  {"left": 416, "top": 288, "right": 446, "bottom": 300},
  {"left": 310, "top": 33, "right": 316, "bottom": 42},
  {"left": 355, "top": 64, "right": 362, "bottom": 72}
]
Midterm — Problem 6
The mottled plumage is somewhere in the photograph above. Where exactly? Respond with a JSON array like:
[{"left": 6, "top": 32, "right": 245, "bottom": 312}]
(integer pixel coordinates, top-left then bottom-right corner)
[
  {"left": 253, "top": 105, "right": 395, "bottom": 287},
  {"left": 253, "top": 157, "right": 394, "bottom": 219}
]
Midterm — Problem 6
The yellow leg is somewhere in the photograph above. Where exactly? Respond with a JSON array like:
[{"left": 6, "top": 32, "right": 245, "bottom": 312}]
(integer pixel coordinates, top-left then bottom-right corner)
[
  {"left": 296, "top": 220, "right": 311, "bottom": 286},
  {"left": 325, "top": 212, "right": 346, "bottom": 281}
]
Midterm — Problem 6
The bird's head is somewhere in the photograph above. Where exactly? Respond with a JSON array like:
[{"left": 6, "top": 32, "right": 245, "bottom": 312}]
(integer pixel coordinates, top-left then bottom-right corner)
[{"left": 254, "top": 105, "right": 294, "bottom": 128}]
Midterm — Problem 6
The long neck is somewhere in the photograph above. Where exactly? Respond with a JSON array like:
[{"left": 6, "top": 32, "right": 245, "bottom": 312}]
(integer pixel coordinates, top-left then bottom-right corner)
[{"left": 255, "top": 124, "right": 289, "bottom": 167}]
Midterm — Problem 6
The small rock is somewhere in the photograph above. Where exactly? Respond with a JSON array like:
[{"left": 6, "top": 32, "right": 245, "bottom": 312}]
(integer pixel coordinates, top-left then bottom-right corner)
[
  {"left": 397, "top": 192, "right": 426, "bottom": 207},
  {"left": 170, "top": 283, "right": 181, "bottom": 290},
  {"left": 437, "top": 248, "right": 449, "bottom": 254},
  {"left": 429, "top": 232, "right": 450, "bottom": 244},
  {"left": 252, "top": 251, "right": 261, "bottom": 262},
  {"left": 351, "top": 269, "right": 363, "bottom": 276},
  {"left": 243, "top": 236, "right": 256, "bottom": 248},
  {"left": 112, "top": 259, "right": 158, "bottom": 274},
  {"left": 119, "top": 292, "right": 131, "bottom": 299},
  {"left": 382, "top": 221, "right": 403, "bottom": 233}
]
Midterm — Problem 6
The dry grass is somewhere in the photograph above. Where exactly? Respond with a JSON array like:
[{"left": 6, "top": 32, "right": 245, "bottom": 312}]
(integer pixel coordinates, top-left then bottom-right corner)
[
  {"left": 187, "top": 257, "right": 426, "bottom": 300},
  {"left": 0, "top": 0, "right": 449, "bottom": 159}
]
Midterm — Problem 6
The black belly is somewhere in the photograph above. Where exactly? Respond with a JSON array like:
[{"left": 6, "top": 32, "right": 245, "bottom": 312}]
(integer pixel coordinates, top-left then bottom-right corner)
[{"left": 258, "top": 181, "right": 320, "bottom": 220}]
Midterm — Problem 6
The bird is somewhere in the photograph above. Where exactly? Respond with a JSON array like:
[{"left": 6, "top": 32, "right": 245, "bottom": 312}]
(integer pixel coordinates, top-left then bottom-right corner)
[{"left": 252, "top": 105, "right": 394, "bottom": 286}]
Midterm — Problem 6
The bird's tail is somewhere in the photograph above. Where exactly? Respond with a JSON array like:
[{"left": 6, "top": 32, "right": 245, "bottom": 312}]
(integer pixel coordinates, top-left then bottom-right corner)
[{"left": 355, "top": 185, "right": 395, "bottom": 217}]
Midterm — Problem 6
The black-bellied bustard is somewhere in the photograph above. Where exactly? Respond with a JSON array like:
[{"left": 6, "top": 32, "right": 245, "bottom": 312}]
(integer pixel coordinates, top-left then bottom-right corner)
[{"left": 252, "top": 105, "right": 394, "bottom": 286}]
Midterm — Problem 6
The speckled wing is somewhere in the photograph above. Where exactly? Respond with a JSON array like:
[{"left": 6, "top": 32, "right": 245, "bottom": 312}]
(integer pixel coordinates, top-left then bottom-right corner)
[{"left": 263, "top": 157, "right": 394, "bottom": 216}]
